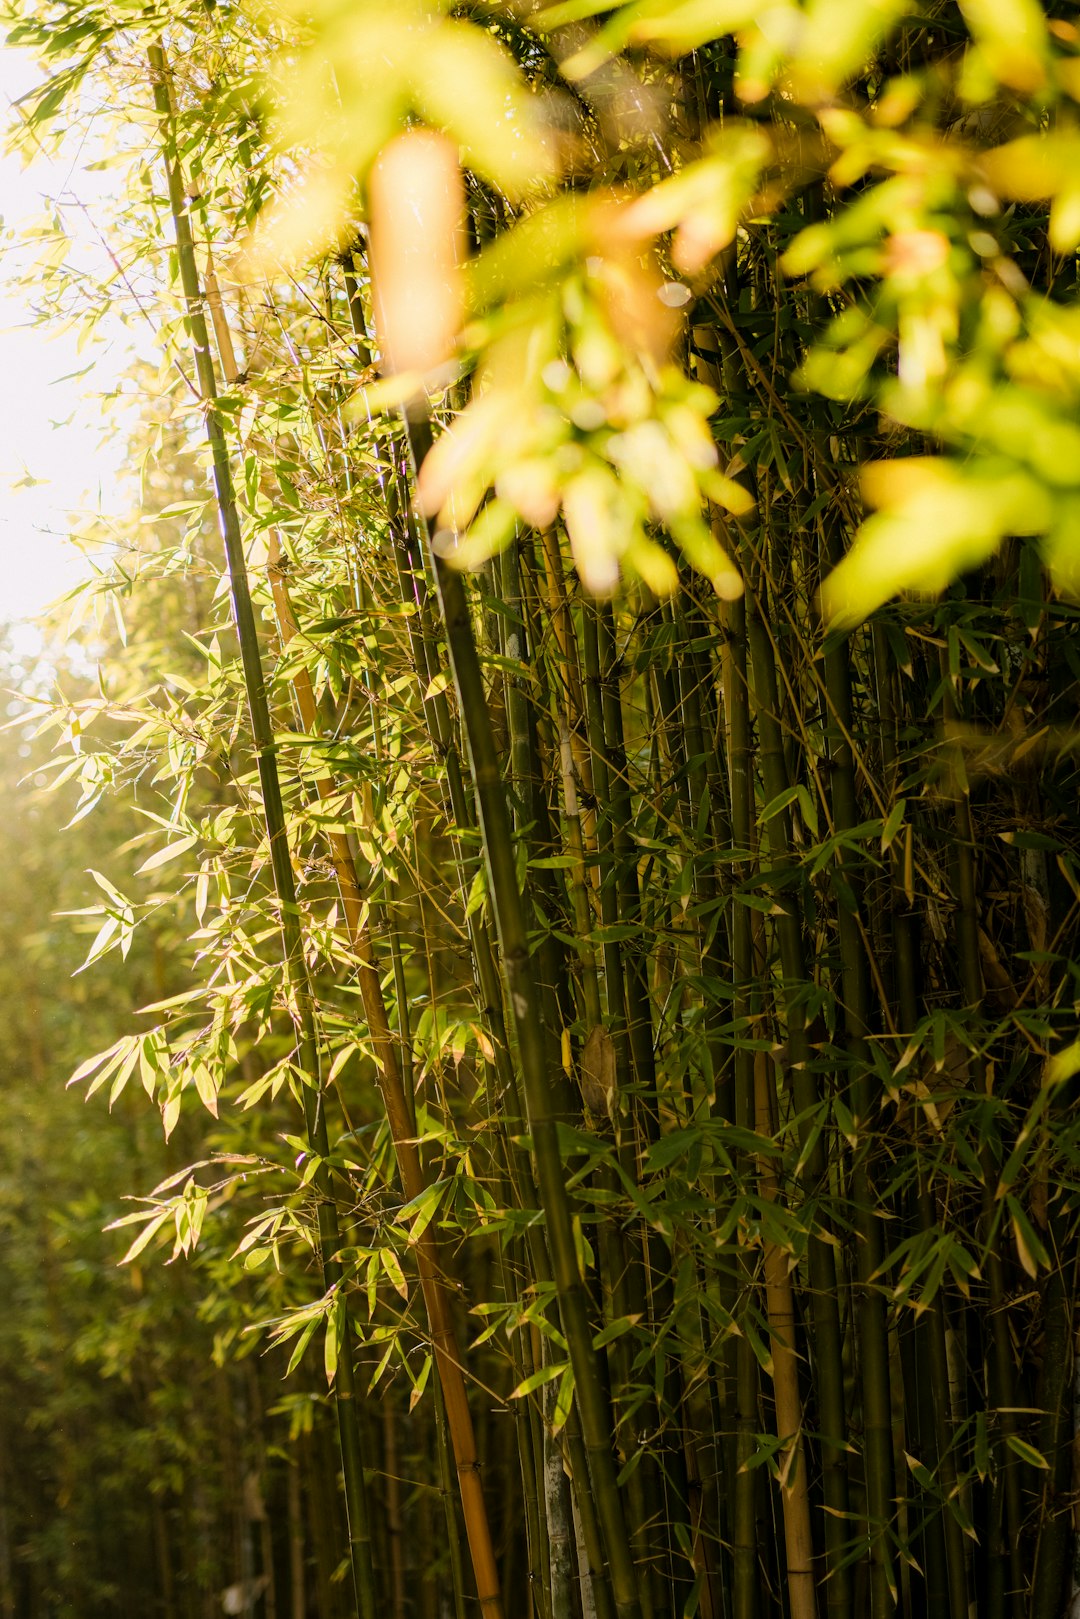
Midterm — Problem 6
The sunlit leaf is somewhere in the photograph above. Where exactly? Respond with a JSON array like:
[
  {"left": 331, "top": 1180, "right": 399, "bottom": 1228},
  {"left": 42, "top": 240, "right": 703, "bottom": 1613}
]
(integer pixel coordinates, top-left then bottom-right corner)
[
  {"left": 822, "top": 459, "right": 1052, "bottom": 629},
  {"left": 959, "top": 0, "right": 1050, "bottom": 93}
]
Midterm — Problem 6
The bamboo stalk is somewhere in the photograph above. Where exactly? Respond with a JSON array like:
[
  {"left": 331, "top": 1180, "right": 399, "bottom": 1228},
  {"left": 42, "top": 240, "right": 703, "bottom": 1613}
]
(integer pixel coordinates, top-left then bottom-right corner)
[
  {"left": 382, "top": 1404, "right": 407, "bottom": 1619},
  {"left": 754, "top": 1051, "right": 818, "bottom": 1619},
  {"left": 400, "top": 401, "right": 643, "bottom": 1619},
  {"left": 1030, "top": 1214, "right": 1075, "bottom": 1619},
  {"left": 147, "top": 48, "right": 378, "bottom": 1619},
  {"left": 745, "top": 593, "right": 852, "bottom": 1617},
  {"left": 578, "top": 598, "right": 689, "bottom": 1619},
  {"left": 159, "top": 77, "right": 504, "bottom": 1617},
  {"left": 434, "top": 1377, "right": 469, "bottom": 1619},
  {"left": 723, "top": 591, "right": 761, "bottom": 1619},
  {"left": 542, "top": 1368, "right": 576, "bottom": 1619},
  {"left": 339, "top": 255, "right": 624, "bottom": 1619},
  {"left": 233, "top": 267, "right": 510, "bottom": 1616},
  {"left": 818, "top": 520, "right": 896, "bottom": 1619},
  {"left": 265, "top": 528, "right": 505, "bottom": 1618},
  {"left": 343, "top": 260, "right": 619, "bottom": 1619},
  {"left": 873, "top": 628, "right": 968, "bottom": 1619},
  {"left": 938, "top": 651, "right": 1024, "bottom": 1619}
]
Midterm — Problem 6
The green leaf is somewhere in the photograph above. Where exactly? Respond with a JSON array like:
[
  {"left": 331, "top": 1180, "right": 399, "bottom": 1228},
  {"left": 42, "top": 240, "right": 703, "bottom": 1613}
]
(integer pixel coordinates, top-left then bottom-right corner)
[
  {"left": 324, "top": 1293, "right": 342, "bottom": 1386},
  {"left": 823, "top": 460, "right": 1052, "bottom": 629},
  {"left": 286, "top": 1315, "right": 322, "bottom": 1378},
  {"left": 380, "top": 1248, "right": 409, "bottom": 1300},
  {"left": 114, "top": 1208, "right": 172, "bottom": 1266},
  {"left": 1005, "top": 1434, "right": 1049, "bottom": 1470},
  {"left": 136, "top": 834, "right": 198, "bottom": 874},
  {"left": 881, "top": 799, "right": 906, "bottom": 851},
  {"left": 511, "top": 1362, "right": 567, "bottom": 1399},
  {"left": 552, "top": 1365, "right": 574, "bottom": 1434},
  {"left": 1005, "top": 1195, "right": 1049, "bottom": 1280}
]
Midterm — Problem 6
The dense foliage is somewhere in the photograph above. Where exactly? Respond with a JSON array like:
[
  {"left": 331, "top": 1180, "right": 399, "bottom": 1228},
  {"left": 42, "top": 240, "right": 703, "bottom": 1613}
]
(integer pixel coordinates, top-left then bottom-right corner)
[{"left": 2, "top": 2, "right": 1080, "bottom": 1618}]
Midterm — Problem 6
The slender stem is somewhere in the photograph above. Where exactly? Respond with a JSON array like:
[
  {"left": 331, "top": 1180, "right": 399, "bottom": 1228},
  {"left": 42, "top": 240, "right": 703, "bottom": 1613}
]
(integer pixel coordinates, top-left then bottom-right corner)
[
  {"left": 402, "top": 403, "right": 642, "bottom": 1619},
  {"left": 819, "top": 519, "right": 895, "bottom": 1619},
  {"left": 938, "top": 651, "right": 1024, "bottom": 1619},
  {"left": 148, "top": 45, "right": 377, "bottom": 1619},
  {"left": 266, "top": 530, "right": 505, "bottom": 1619},
  {"left": 723, "top": 592, "right": 760, "bottom": 1619},
  {"left": 745, "top": 592, "right": 852, "bottom": 1618},
  {"left": 434, "top": 1376, "right": 469, "bottom": 1619},
  {"left": 754, "top": 1051, "right": 818, "bottom": 1619}
]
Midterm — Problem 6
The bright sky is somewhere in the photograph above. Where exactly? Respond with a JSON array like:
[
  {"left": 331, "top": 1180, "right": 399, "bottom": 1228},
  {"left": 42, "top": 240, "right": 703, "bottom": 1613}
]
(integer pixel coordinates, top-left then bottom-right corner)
[{"left": 0, "top": 42, "right": 132, "bottom": 630}]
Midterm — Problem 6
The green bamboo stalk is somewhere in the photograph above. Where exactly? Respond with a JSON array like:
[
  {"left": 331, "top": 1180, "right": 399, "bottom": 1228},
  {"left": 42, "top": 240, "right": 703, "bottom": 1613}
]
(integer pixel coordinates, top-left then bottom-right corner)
[
  {"left": 542, "top": 1367, "right": 576, "bottom": 1619},
  {"left": 494, "top": 537, "right": 577, "bottom": 1108},
  {"left": 518, "top": 1325, "right": 555, "bottom": 1619},
  {"left": 723, "top": 592, "right": 760, "bottom": 1619},
  {"left": 578, "top": 600, "right": 686, "bottom": 1619},
  {"left": 341, "top": 256, "right": 532, "bottom": 1157},
  {"left": 221, "top": 247, "right": 509, "bottom": 1615},
  {"left": 434, "top": 1377, "right": 469, "bottom": 1619},
  {"left": 938, "top": 652, "right": 1023, "bottom": 1619},
  {"left": 1029, "top": 1214, "right": 1074, "bottom": 1619},
  {"left": 147, "top": 47, "right": 378, "bottom": 1619},
  {"left": 660, "top": 588, "right": 733, "bottom": 1619},
  {"left": 818, "top": 520, "right": 896, "bottom": 1619},
  {"left": 872, "top": 628, "right": 967, "bottom": 1619},
  {"left": 565, "top": 1421, "right": 617, "bottom": 1619},
  {"left": 593, "top": 604, "right": 693, "bottom": 1619},
  {"left": 506, "top": 550, "right": 663, "bottom": 1619},
  {"left": 512, "top": 526, "right": 676, "bottom": 1619},
  {"left": 486, "top": 539, "right": 626, "bottom": 1619},
  {"left": 264, "top": 529, "right": 510, "bottom": 1618},
  {"left": 490, "top": 537, "right": 578, "bottom": 1619},
  {"left": 753, "top": 1051, "right": 818, "bottom": 1619},
  {"left": 342, "top": 257, "right": 623, "bottom": 1619},
  {"left": 745, "top": 594, "right": 851, "bottom": 1618},
  {"left": 401, "top": 402, "right": 642, "bottom": 1619}
]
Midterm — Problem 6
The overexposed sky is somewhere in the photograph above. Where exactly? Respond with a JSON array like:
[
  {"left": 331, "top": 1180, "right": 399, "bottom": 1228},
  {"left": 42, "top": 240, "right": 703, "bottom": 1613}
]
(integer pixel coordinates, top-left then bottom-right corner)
[{"left": 0, "top": 42, "right": 132, "bottom": 627}]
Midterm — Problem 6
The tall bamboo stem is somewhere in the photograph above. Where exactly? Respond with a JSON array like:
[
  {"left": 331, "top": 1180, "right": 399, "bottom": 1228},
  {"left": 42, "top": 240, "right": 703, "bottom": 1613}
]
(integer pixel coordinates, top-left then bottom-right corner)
[
  {"left": 754, "top": 1051, "right": 818, "bottom": 1619},
  {"left": 148, "top": 45, "right": 377, "bottom": 1619},
  {"left": 265, "top": 529, "right": 504, "bottom": 1618},
  {"left": 722, "top": 591, "right": 760, "bottom": 1619},
  {"left": 938, "top": 651, "right": 1023, "bottom": 1619},
  {"left": 818, "top": 521, "right": 895, "bottom": 1619},
  {"left": 873, "top": 629, "right": 968, "bottom": 1619},
  {"left": 745, "top": 593, "right": 851, "bottom": 1617},
  {"left": 401, "top": 402, "right": 642, "bottom": 1619}
]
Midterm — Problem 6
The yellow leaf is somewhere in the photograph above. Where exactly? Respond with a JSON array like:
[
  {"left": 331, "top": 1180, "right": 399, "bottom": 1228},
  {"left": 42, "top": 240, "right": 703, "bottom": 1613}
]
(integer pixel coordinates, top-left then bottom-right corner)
[
  {"left": 236, "top": 164, "right": 357, "bottom": 278},
  {"left": 982, "top": 131, "right": 1080, "bottom": 216},
  {"left": 823, "top": 460, "right": 1051, "bottom": 628},
  {"left": 959, "top": 0, "right": 1050, "bottom": 93},
  {"left": 618, "top": 126, "right": 769, "bottom": 272},
  {"left": 410, "top": 21, "right": 556, "bottom": 198},
  {"left": 792, "top": 0, "right": 909, "bottom": 98},
  {"left": 563, "top": 467, "right": 627, "bottom": 595}
]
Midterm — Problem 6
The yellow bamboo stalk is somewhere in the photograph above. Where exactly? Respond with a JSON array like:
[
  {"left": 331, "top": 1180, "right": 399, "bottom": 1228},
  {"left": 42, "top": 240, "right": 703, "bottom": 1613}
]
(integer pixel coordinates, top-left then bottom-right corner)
[
  {"left": 266, "top": 531, "right": 504, "bottom": 1618},
  {"left": 202, "top": 249, "right": 504, "bottom": 1618},
  {"left": 754, "top": 1051, "right": 818, "bottom": 1619}
]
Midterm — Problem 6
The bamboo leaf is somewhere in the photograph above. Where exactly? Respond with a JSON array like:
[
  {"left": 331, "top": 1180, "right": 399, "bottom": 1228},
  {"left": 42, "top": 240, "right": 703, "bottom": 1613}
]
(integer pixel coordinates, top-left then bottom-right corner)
[
  {"left": 511, "top": 1362, "right": 568, "bottom": 1399},
  {"left": 136, "top": 834, "right": 198, "bottom": 874},
  {"left": 380, "top": 1248, "right": 409, "bottom": 1300},
  {"left": 1005, "top": 1434, "right": 1050, "bottom": 1470},
  {"left": 1006, "top": 1195, "right": 1048, "bottom": 1280},
  {"left": 324, "top": 1292, "right": 341, "bottom": 1386},
  {"left": 115, "top": 1208, "right": 172, "bottom": 1266}
]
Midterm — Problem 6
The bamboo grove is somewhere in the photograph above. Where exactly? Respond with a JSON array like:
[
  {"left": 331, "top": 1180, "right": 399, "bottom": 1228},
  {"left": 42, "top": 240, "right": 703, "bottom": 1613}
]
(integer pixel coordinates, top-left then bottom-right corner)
[{"left": 5, "top": 2, "right": 1080, "bottom": 1618}]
